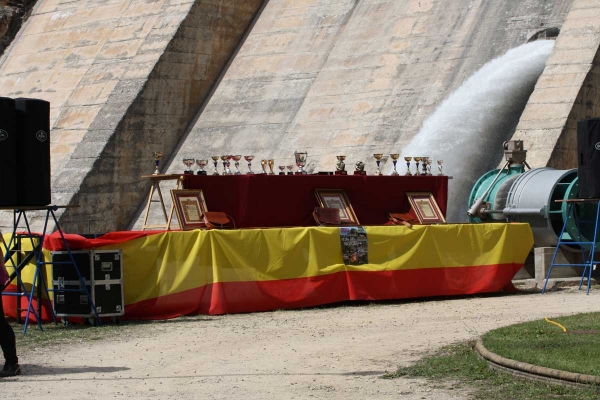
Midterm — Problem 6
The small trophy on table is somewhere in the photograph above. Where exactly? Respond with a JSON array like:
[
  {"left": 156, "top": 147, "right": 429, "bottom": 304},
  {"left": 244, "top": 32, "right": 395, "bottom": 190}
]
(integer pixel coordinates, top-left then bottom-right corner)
[
  {"left": 245, "top": 155, "right": 254, "bottom": 174},
  {"left": 212, "top": 155, "right": 220, "bottom": 175},
  {"left": 437, "top": 160, "right": 444, "bottom": 175},
  {"left": 278, "top": 166, "right": 286, "bottom": 175},
  {"left": 373, "top": 153, "right": 383, "bottom": 175},
  {"left": 294, "top": 151, "right": 308, "bottom": 175},
  {"left": 268, "top": 159, "right": 275, "bottom": 175},
  {"left": 335, "top": 155, "right": 347, "bottom": 175},
  {"left": 354, "top": 161, "right": 366, "bottom": 175},
  {"left": 390, "top": 154, "right": 400, "bottom": 176},
  {"left": 153, "top": 151, "right": 163, "bottom": 175},
  {"left": 421, "top": 157, "right": 429, "bottom": 176},
  {"left": 261, "top": 159, "right": 268, "bottom": 174},
  {"left": 196, "top": 159, "right": 208, "bottom": 175},
  {"left": 404, "top": 157, "right": 412, "bottom": 176},
  {"left": 232, "top": 155, "right": 242, "bottom": 175},
  {"left": 183, "top": 157, "right": 195, "bottom": 174},
  {"left": 286, "top": 165, "right": 294, "bottom": 175},
  {"left": 221, "top": 155, "right": 229, "bottom": 175},
  {"left": 426, "top": 158, "right": 433, "bottom": 176},
  {"left": 413, "top": 157, "right": 422, "bottom": 175}
]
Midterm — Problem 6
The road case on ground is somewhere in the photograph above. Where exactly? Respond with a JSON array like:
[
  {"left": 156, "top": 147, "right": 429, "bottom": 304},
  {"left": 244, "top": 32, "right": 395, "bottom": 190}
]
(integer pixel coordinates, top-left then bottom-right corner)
[{"left": 51, "top": 249, "right": 124, "bottom": 321}]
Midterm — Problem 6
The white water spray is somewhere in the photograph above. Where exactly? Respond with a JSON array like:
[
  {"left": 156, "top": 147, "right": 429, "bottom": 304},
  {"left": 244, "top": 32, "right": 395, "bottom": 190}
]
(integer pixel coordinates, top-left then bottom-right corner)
[{"left": 402, "top": 40, "right": 555, "bottom": 222}]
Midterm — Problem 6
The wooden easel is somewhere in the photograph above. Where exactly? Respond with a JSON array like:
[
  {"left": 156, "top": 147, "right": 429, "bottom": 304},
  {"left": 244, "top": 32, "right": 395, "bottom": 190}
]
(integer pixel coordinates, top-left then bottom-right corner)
[{"left": 141, "top": 174, "right": 184, "bottom": 230}]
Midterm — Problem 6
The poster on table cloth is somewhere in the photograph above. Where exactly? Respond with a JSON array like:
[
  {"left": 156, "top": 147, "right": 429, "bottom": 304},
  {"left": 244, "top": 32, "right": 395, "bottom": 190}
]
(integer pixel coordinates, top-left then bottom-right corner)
[{"left": 339, "top": 227, "right": 368, "bottom": 265}]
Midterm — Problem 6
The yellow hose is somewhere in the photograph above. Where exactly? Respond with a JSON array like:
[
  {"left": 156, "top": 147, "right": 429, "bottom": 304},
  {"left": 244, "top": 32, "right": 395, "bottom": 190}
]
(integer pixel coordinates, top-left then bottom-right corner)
[{"left": 544, "top": 317, "right": 567, "bottom": 332}]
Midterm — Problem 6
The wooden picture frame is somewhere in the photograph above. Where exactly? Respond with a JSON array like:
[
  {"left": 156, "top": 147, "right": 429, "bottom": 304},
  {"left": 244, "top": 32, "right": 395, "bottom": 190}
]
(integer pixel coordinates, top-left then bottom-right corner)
[
  {"left": 314, "top": 189, "right": 360, "bottom": 225},
  {"left": 406, "top": 192, "right": 446, "bottom": 224},
  {"left": 170, "top": 189, "right": 208, "bottom": 230}
]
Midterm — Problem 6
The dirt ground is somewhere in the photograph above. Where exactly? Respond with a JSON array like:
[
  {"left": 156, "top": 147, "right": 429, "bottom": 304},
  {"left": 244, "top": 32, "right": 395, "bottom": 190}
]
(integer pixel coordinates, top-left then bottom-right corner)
[{"left": 2, "top": 288, "right": 600, "bottom": 399}]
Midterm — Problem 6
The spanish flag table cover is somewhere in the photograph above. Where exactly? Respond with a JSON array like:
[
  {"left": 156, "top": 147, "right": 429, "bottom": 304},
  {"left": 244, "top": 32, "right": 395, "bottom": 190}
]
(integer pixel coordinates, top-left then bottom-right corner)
[{"left": 2, "top": 223, "right": 533, "bottom": 320}]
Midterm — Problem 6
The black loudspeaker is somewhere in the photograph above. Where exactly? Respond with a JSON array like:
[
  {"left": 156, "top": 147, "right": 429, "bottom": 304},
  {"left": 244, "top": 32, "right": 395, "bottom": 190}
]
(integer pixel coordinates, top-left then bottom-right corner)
[
  {"left": 15, "top": 98, "right": 51, "bottom": 206},
  {"left": 578, "top": 118, "right": 600, "bottom": 198},
  {"left": 0, "top": 97, "right": 18, "bottom": 206}
]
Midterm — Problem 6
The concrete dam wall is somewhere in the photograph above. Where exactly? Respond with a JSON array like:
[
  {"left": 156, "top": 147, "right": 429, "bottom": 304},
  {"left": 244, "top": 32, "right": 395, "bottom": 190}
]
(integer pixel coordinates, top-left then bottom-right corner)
[{"left": 0, "top": 0, "right": 599, "bottom": 231}]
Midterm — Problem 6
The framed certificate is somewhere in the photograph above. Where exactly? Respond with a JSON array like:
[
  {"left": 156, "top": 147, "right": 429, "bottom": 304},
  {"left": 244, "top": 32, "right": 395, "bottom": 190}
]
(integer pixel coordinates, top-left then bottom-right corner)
[
  {"left": 314, "top": 189, "right": 360, "bottom": 225},
  {"left": 406, "top": 192, "right": 446, "bottom": 224},
  {"left": 170, "top": 189, "right": 208, "bottom": 230}
]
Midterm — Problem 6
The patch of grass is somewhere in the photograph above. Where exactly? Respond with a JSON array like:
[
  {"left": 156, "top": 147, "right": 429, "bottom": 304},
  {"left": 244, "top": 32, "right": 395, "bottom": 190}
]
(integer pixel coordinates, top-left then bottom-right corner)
[
  {"left": 384, "top": 343, "right": 600, "bottom": 400},
  {"left": 482, "top": 312, "right": 600, "bottom": 376},
  {"left": 10, "top": 321, "right": 137, "bottom": 353}
]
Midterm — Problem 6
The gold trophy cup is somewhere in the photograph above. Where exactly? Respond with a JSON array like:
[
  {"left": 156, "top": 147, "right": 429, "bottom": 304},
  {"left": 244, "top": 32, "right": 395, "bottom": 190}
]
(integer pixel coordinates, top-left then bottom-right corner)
[
  {"left": 267, "top": 159, "right": 275, "bottom": 175},
  {"left": 153, "top": 151, "right": 163, "bottom": 175},
  {"left": 404, "top": 157, "right": 412, "bottom": 176},
  {"left": 390, "top": 154, "right": 400, "bottom": 176},
  {"left": 211, "top": 155, "right": 220, "bottom": 175},
  {"left": 413, "top": 157, "right": 422, "bottom": 175},
  {"left": 373, "top": 153, "right": 383, "bottom": 175}
]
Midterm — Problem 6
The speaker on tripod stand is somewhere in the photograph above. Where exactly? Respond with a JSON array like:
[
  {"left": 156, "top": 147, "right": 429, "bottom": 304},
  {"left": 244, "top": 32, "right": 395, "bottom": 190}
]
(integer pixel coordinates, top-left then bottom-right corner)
[
  {"left": 14, "top": 98, "right": 51, "bottom": 206},
  {"left": 0, "top": 97, "right": 18, "bottom": 206},
  {"left": 578, "top": 118, "right": 600, "bottom": 198}
]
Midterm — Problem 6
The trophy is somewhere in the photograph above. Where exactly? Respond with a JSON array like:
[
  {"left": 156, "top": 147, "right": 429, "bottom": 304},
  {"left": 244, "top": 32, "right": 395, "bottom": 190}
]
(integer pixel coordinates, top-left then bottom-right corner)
[
  {"left": 373, "top": 154, "right": 383, "bottom": 175},
  {"left": 212, "top": 155, "right": 220, "bottom": 175},
  {"left": 421, "top": 157, "right": 429, "bottom": 175},
  {"left": 390, "top": 154, "right": 400, "bottom": 176},
  {"left": 286, "top": 165, "right": 294, "bottom": 175},
  {"left": 335, "top": 155, "right": 347, "bottom": 175},
  {"left": 294, "top": 151, "right": 307, "bottom": 175},
  {"left": 413, "top": 157, "right": 422, "bottom": 175},
  {"left": 244, "top": 155, "right": 255, "bottom": 174},
  {"left": 183, "top": 157, "right": 195, "bottom": 174},
  {"left": 196, "top": 159, "right": 208, "bottom": 175},
  {"left": 232, "top": 155, "right": 242, "bottom": 175},
  {"left": 261, "top": 159, "right": 268, "bottom": 174},
  {"left": 426, "top": 158, "right": 433, "bottom": 176},
  {"left": 220, "top": 155, "right": 229, "bottom": 175},
  {"left": 266, "top": 159, "right": 274, "bottom": 175},
  {"left": 404, "top": 157, "right": 412, "bottom": 176},
  {"left": 278, "top": 166, "right": 286, "bottom": 175},
  {"left": 437, "top": 160, "right": 444, "bottom": 175},
  {"left": 354, "top": 161, "right": 366, "bottom": 175},
  {"left": 153, "top": 151, "right": 163, "bottom": 175},
  {"left": 226, "top": 155, "right": 233, "bottom": 175}
]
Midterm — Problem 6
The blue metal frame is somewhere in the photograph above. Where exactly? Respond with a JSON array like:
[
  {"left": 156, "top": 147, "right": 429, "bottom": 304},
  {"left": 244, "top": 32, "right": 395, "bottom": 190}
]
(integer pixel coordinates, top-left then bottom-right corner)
[
  {"left": 542, "top": 199, "right": 600, "bottom": 295},
  {"left": 1, "top": 206, "right": 102, "bottom": 333}
]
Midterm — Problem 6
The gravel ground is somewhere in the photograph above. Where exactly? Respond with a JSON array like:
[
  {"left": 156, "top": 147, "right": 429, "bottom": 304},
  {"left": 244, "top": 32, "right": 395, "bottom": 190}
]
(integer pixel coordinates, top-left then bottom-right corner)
[{"left": 2, "top": 288, "right": 599, "bottom": 399}]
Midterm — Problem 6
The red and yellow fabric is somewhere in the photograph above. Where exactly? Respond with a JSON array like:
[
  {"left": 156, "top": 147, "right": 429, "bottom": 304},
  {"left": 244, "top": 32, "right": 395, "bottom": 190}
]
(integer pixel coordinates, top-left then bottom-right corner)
[{"left": 2, "top": 223, "right": 533, "bottom": 320}]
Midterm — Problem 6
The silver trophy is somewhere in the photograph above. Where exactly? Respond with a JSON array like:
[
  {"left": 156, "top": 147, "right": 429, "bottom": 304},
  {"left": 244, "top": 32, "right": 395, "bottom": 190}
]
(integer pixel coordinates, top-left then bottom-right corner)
[
  {"left": 294, "top": 151, "right": 308, "bottom": 174},
  {"left": 183, "top": 157, "right": 195, "bottom": 174},
  {"left": 245, "top": 155, "right": 255, "bottom": 174},
  {"left": 196, "top": 159, "right": 208, "bottom": 175},
  {"left": 232, "top": 155, "right": 242, "bottom": 175}
]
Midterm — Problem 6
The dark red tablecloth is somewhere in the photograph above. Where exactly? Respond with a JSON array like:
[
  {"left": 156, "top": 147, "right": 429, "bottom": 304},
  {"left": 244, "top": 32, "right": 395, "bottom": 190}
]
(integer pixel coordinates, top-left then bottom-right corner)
[{"left": 182, "top": 174, "right": 448, "bottom": 228}]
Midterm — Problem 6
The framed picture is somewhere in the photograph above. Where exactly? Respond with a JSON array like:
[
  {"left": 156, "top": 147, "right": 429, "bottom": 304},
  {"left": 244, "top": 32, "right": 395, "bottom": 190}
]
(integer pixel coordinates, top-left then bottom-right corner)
[
  {"left": 170, "top": 189, "right": 208, "bottom": 230},
  {"left": 406, "top": 192, "right": 446, "bottom": 224},
  {"left": 314, "top": 189, "right": 360, "bottom": 225}
]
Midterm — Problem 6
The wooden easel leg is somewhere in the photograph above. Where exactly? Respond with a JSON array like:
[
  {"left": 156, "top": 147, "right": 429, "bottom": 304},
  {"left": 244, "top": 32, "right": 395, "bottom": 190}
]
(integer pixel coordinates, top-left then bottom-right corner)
[
  {"left": 166, "top": 177, "right": 183, "bottom": 230},
  {"left": 155, "top": 183, "right": 170, "bottom": 228},
  {"left": 142, "top": 183, "right": 157, "bottom": 230}
]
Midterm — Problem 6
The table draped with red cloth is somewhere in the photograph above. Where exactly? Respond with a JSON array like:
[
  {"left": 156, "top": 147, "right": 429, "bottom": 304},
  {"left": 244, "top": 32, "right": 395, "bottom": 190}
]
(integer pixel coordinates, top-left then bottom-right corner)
[
  {"left": 182, "top": 174, "right": 448, "bottom": 227},
  {"left": 1, "top": 223, "right": 533, "bottom": 321}
]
